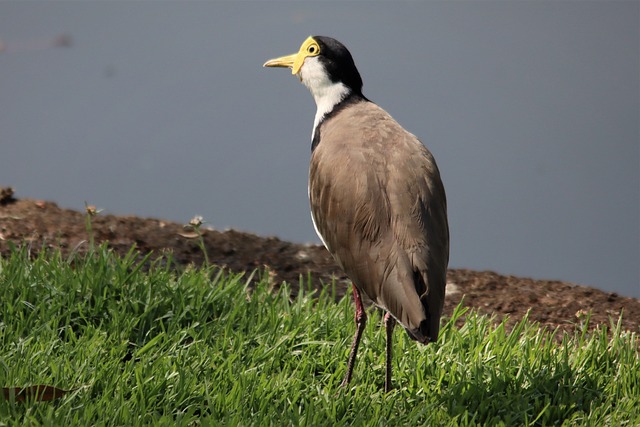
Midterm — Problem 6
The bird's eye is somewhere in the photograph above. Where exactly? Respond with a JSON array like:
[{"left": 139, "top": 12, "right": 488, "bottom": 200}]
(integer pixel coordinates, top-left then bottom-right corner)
[{"left": 308, "top": 44, "right": 319, "bottom": 55}]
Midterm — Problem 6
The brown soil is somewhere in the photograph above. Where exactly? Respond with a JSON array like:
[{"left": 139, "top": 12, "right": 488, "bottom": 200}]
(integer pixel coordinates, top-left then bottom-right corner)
[{"left": 1, "top": 195, "right": 639, "bottom": 339}]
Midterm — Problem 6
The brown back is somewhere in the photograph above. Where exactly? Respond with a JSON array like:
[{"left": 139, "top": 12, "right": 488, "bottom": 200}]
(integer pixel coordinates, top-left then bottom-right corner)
[{"left": 309, "top": 101, "right": 449, "bottom": 342}]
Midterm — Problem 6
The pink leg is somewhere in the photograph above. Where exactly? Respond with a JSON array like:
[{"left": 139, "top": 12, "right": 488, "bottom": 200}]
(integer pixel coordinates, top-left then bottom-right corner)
[
  {"left": 340, "top": 284, "right": 367, "bottom": 388},
  {"left": 384, "top": 312, "right": 396, "bottom": 392}
]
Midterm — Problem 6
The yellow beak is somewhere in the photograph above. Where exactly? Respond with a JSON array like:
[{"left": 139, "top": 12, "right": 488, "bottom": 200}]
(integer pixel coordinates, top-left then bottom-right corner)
[
  {"left": 263, "top": 53, "right": 301, "bottom": 75},
  {"left": 263, "top": 36, "right": 319, "bottom": 75}
]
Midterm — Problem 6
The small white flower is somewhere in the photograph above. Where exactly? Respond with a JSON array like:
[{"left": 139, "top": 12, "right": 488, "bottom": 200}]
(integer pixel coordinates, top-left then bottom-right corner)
[{"left": 189, "top": 215, "right": 204, "bottom": 228}]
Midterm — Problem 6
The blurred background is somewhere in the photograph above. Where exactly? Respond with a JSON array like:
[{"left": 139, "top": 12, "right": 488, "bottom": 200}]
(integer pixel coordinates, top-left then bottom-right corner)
[{"left": 1, "top": 2, "right": 638, "bottom": 297}]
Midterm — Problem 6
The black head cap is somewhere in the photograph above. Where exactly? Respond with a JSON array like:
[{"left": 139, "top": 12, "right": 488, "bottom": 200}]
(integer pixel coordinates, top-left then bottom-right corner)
[{"left": 313, "top": 36, "right": 364, "bottom": 95}]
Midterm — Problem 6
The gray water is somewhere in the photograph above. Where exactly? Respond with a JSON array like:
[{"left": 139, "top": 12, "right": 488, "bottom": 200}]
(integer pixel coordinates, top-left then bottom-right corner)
[{"left": 1, "top": 1, "right": 638, "bottom": 297}]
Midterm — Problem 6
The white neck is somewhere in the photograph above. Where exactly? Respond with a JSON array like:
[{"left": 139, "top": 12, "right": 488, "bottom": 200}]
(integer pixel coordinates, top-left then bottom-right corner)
[
  {"left": 309, "top": 82, "right": 350, "bottom": 139},
  {"left": 299, "top": 57, "right": 351, "bottom": 140}
]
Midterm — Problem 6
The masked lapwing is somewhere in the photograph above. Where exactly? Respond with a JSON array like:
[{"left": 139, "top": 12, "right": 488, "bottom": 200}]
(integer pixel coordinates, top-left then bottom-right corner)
[{"left": 264, "top": 36, "right": 449, "bottom": 392}]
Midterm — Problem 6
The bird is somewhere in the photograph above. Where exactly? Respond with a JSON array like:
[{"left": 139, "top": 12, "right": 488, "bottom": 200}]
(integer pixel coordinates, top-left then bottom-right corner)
[{"left": 263, "top": 36, "right": 449, "bottom": 392}]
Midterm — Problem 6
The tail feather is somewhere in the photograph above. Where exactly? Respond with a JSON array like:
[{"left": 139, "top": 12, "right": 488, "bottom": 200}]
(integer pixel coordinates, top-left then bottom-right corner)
[{"left": 405, "top": 268, "right": 444, "bottom": 344}]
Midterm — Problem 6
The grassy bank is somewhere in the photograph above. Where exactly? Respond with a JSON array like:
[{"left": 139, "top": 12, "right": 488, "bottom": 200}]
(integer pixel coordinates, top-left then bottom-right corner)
[{"left": 0, "top": 246, "right": 638, "bottom": 426}]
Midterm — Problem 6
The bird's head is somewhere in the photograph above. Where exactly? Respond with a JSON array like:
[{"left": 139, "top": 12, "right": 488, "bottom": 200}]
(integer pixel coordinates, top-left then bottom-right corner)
[{"left": 263, "top": 36, "right": 364, "bottom": 101}]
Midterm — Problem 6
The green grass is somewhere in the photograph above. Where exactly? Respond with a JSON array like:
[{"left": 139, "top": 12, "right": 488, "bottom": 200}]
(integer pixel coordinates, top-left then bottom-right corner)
[{"left": 0, "top": 245, "right": 638, "bottom": 426}]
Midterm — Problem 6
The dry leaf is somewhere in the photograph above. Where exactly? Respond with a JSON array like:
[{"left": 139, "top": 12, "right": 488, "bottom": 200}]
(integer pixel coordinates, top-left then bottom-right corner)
[
  {"left": 2, "top": 385, "right": 72, "bottom": 402},
  {"left": 177, "top": 231, "right": 200, "bottom": 239}
]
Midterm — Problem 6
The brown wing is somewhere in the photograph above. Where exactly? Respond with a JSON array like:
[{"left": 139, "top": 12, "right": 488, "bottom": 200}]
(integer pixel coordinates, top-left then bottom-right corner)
[{"left": 309, "top": 101, "right": 449, "bottom": 343}]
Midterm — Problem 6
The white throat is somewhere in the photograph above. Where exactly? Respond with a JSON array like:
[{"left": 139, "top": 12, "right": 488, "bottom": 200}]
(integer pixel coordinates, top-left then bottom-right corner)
[{"left": 299, "top": 57, "right": 351, "bottom": 140}]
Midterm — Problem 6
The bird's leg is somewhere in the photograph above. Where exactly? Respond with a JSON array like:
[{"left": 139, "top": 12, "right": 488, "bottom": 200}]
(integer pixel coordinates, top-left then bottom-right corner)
[
  {"left": 340, "top": 284, "right": 367, "bottom": 388},
  {"left": 384, "top": 312, "right": 396, "bottom": 393}
]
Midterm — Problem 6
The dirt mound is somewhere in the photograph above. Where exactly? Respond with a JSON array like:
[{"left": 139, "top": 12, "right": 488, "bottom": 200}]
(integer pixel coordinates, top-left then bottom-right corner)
[{"left": 1, "top": 196, "right": 638, "bottom": 337}]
